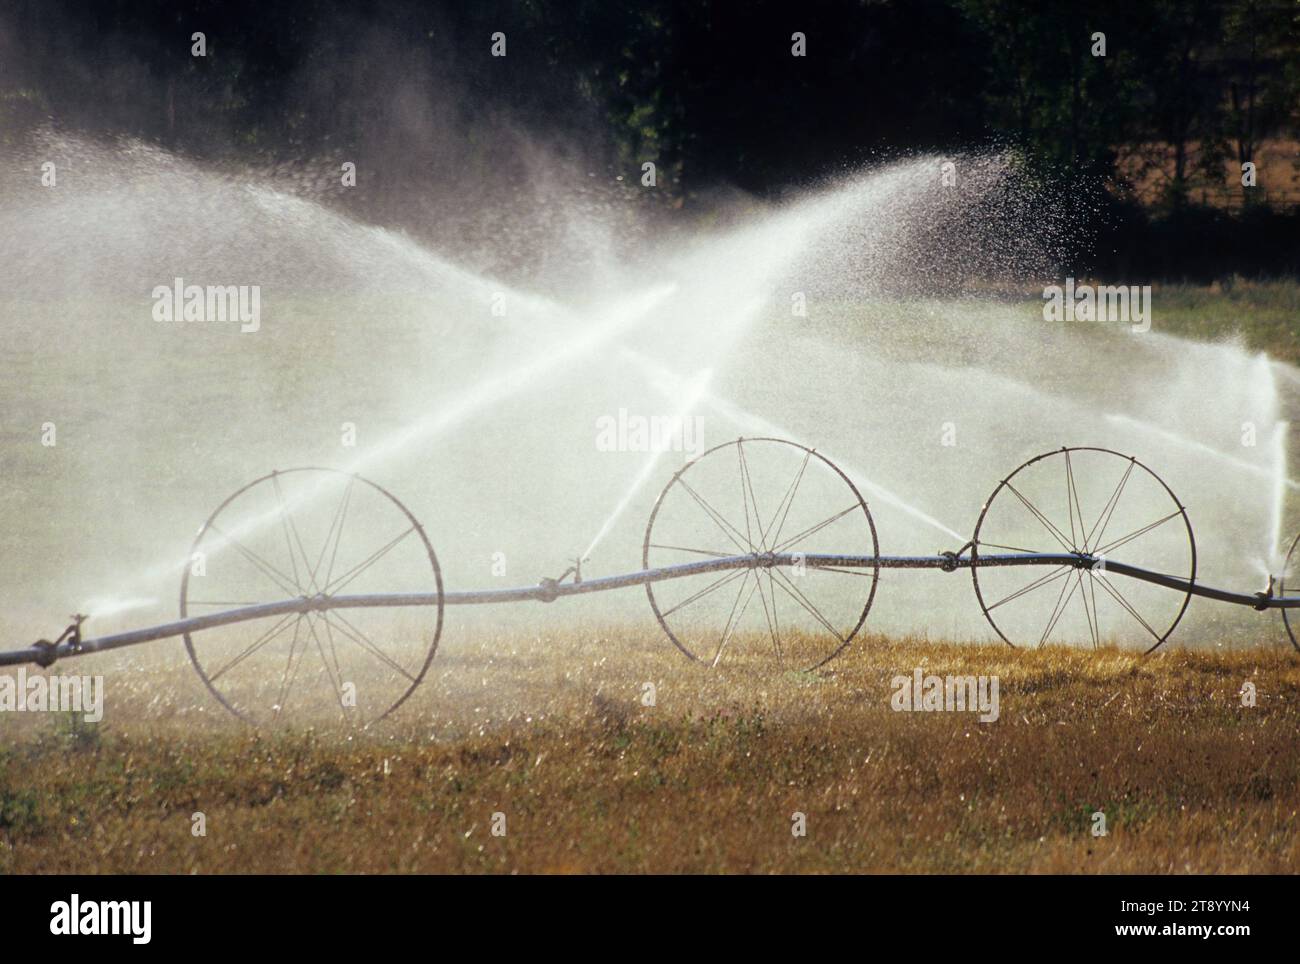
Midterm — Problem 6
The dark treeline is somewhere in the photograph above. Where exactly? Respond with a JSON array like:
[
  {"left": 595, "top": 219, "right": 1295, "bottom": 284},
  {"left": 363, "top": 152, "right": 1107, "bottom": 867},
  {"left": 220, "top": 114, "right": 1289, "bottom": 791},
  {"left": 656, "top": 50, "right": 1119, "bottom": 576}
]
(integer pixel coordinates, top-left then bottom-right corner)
[{"left": 1, "top": 0, "right": 1298, "bottom": 279}]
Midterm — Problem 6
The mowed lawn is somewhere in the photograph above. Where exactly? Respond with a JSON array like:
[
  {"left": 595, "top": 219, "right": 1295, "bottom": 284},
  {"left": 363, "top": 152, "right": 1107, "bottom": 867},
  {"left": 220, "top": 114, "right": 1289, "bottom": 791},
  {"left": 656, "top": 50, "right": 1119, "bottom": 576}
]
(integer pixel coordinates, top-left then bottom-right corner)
[{"left": 2, "top": 630, "right": 1297, "bottom": 874}]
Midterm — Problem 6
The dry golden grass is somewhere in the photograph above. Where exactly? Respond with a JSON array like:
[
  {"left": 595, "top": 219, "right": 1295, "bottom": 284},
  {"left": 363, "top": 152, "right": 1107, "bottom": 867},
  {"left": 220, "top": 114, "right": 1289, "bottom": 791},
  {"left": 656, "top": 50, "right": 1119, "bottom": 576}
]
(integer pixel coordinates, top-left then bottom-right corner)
[{"left": 2, "top": 627, "right": 1298, "bottom": 873}]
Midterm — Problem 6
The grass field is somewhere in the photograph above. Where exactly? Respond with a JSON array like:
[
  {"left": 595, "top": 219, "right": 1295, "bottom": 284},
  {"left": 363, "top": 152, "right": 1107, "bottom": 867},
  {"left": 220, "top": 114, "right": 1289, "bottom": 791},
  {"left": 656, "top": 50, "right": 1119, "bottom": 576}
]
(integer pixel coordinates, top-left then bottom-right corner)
[
  {"left": 1136, "top": 279, "right": 1300, "bottom": 365},
  {"left": 2, "top": 630, "right": 1297, "bottom": 874},
  {"left": 999, "top": 278, "right": 1299, "bottom": 365}
]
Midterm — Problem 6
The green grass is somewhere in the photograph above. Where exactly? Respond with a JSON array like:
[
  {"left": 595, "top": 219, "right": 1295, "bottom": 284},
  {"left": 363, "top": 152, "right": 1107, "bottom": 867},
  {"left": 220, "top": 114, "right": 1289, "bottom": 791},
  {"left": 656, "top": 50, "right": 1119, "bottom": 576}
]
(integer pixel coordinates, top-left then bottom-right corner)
[{"left": 1139, "top": 279, "right": 1300, "bottom": 365}]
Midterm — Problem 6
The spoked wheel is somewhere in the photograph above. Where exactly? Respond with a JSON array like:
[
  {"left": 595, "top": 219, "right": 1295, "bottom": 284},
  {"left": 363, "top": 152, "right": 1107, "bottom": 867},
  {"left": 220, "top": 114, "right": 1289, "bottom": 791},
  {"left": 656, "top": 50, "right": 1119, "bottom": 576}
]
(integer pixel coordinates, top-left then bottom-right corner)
[
  {"left": 180, "top": 468, "right": 443, "bottom": 726},
  {"left": 971, "top": 446, "right": 1195, "bottom": 653},
  {"left": 1278, "top": 531, "right": 1300, "bottom": 652},
  {"left": 643, "top": 437, "right": 879, "bottom": 671}
]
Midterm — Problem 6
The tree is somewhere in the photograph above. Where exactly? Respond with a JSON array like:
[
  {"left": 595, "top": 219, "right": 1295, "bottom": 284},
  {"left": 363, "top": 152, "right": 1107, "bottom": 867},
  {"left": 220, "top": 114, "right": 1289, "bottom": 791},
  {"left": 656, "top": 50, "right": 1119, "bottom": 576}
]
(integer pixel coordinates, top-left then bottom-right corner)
[{"left": 1214, "top": 0, "right": 1300, "bottom": 205}]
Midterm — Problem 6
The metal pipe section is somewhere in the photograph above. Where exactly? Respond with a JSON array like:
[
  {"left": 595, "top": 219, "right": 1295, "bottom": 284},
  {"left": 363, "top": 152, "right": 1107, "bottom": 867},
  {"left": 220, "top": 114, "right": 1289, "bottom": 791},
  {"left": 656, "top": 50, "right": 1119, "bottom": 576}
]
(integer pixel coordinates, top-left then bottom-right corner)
[{"left": 3, "top": 551, "right": 1296, "bottom": 668}]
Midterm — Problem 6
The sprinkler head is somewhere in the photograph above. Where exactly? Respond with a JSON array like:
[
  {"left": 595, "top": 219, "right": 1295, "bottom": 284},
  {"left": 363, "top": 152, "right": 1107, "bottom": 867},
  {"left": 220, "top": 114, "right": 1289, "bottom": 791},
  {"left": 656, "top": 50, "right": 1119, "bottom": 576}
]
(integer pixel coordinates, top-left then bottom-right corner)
[{"left": 1254, "top": 574, "right": 1277, "bottom": 611}]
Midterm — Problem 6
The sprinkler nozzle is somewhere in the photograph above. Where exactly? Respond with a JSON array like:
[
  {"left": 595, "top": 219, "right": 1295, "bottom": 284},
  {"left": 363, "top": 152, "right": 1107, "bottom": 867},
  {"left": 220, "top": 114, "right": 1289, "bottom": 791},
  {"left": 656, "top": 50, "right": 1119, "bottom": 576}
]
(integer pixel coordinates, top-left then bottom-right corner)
[
  {"left": 1254, "top": 574, "right": 1277, "bottom": 611},
  {"left": 539, "top": 557, "right": 590, "bottom": 600}
]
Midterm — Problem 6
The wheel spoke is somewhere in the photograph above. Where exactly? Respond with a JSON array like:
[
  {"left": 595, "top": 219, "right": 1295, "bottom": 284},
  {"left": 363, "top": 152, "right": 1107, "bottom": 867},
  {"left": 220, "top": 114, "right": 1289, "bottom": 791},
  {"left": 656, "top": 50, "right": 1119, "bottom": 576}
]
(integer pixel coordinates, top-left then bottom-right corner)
[
  {"left": 648, "top": 543, "right": 734, "bottom": 559},
  {"left": 207, "top": 523, "right": 300, "bottom": 599},
  {"left": 325, "top": 610, "right": 418, "bottom": 683},
  {"left": 1065, "top": 450, "right": 1088, "bottom": 551},
  {"left": 323, "top": 525, "right": 417, "bottom": 595},
  {"left": 1093, "top": 509, "right": 1182, "bottom": 558},
  {"left": 1003, "top": 481, "right": 1075, "bottom": 555},
  {"left": 737, "top": 440, "right": 767, "bottom": 550},
  {"left": 1038, "top": 569, "right": 1083, "bottom": 648},
  {"left": 302, "top": 613, "right": 345, "bottom": 711},
  {"left": 978, "top": 540, "right": 1049, "bottom": 554},
  {"left": 737, "top": 441, "right": 756, "bottom": 551},
  {"left": 771, "top": 568, "right": 845, "bottom": 643},
  {"left": 1083, "top": 570, "right": 1102, "bottom": 648},
  {"left": 273, "top": 616, "right": 309, "bottom": 718},
  {"left": 751, "top": 565, "right": 781, "bottom": 663},
  {"left": 676, "top": 477, "right": 755, "bottom": 554},
  {"left": 1091, "top": 570, "right": 1162, "bottom": 641},
  {"left": 765, "top": 449, "right": 812, "bottom": 551},
  {"left": 309, "top": 476, "right": 356, "bottom": 592},
  {"left": 208, "top": 611, "right": 299, "bottom": 683},
  {"left": 712, "top": 572, "right": 760, "bottom": 667},
  {"left": 985, "top": 564, "right": 1071, "bottom": 612},
  {"left": 1085, "top": 460, "right": 1134, "bottom": 551},
  {"left": 272, "top": 474, "right": 311, "bottom": 592},
  {"left": 807, "top": 565, "right": 878, "bottom": 578},
  {"left": 772, "top": 504, "right": 860, "bottom": 555},
  {"left": 767, "top": 570, "right": 783, "bottom": 663},
  {"left": 1075, "top": 571, "right": 1099, "bottom": 648},
  {"left": 660, "top": 567, "right": 748, "bottom": 619},
  {"left": 318, "top": 610, "right": 347, "bottom": 697}
]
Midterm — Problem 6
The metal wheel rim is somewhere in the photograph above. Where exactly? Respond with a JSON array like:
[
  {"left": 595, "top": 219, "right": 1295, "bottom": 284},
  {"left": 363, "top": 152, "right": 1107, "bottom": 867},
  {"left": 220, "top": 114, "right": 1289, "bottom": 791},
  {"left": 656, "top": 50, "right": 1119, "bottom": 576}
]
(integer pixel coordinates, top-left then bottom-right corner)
[
  {"left": 642, "top": 436, "right": 879, "bottom": 670},
  {"left": 180, "top": 467, "right": 444, "bottom": 726},
  {"left": 970, "top": 446, "right": 1196, "bottom": 654}
]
